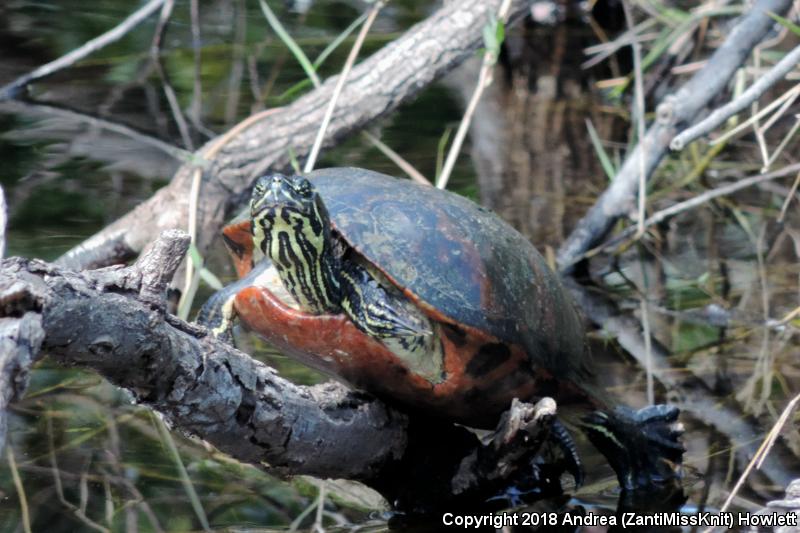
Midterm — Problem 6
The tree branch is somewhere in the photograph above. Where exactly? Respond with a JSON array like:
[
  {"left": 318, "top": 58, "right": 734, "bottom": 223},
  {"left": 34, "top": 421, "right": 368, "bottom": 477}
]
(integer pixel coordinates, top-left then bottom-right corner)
[
  {"left": 0, "top": 0, "right": 168, "bottom": 100},
  {"left": 556, "top": 0, "right": 792, "bottom": 273},
  {"left": 57, "top": 0, "right": 536, "bottom": 272},
  {"left": 3, "top": 231, "right": 562, "bottom": 514},
  {"left": 671, "top": 42, "right": 800, "bottom": 150}
]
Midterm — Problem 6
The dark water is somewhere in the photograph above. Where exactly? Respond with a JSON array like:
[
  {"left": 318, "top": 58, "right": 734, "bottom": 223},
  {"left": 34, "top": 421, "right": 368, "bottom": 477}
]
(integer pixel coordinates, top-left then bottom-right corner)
[{"left": 1, "top": 1, "right": 798, "bottom": 532}]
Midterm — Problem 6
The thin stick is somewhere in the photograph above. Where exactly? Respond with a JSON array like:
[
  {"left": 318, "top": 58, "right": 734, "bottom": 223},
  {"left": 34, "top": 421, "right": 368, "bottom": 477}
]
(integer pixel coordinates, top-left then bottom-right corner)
[
  {"left": 225, "top": 0, "right": 248, "bottom": 127},
  {"left": 178, "top": 107, "right": 282, "bottom": 316},
  {"left": 716, "top": 392, "right": 800, "bottom": 517},
  {"left": 304, "top": 2, "right": 383, "bottom": 173},
  {"left": 313, "top": 483, "right": 326, "bottom": 533},
  {"left": 150, "top": 0, "right": 175, "bottom": 51},
  {"left": 764, "top": 114, "right": 800, "bottom": 171},
  {"left": 0, "top": 0, "right": 167, "bottom": 99},
  {"left": 710, "top": 83, "right": 800, "bottom": 146},
  {"left": 189, "top": 0, "right": 203, "bottom": 129},
  {"left": 623, "top": 0, "right": 648, "bottom": 236},
  {"left": 672, "top": 43, "right": 800, "bottom": 150},
  {"left": 778, "top": 170, "right": 800, "bottom": 222},
  {"left": 0, "top": 99, "right": 191, "bottom": 162},
  {"left": 437, "top": 0, "right": 513, "bottom": 189},
  {"left": 47, "top": 418, "right": 110, "bottom": 533},
  {"left": 436, "top": 62, "right": 492, "bottom": 189},
  {"left": 640, "top": 296, "right": 655, "bottom": 404},
  {"left": 154, "top": 415, "right": 211, "bottom": 532},
  {"left": 588, "top": 162, "right": 800, "bottom": 260},
  {"left": 0, "top": 185, "right": 6, "bottom": 259},
  {"left": 7, "top": 446, "right": 31, "bottom": 533},
  {"left": 155, "top": 59, "right": 194, "bottom": 151},
  {"left": 362, "top": 131, "right": 431, "bottom": 185}
]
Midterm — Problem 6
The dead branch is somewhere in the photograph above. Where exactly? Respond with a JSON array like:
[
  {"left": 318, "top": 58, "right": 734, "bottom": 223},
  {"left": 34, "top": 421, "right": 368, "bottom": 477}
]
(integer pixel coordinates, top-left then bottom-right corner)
[
  {"left": 671, "top": 43, "right": 800, "bottom": 150},
  {"left": 0, "top": 0, "right": 168, "bottom": 100},
  {"left": 56, "top": 0, "right": 535, "bottom": 271},
  {"left": 1, "top": 231, "right": 562, "bottom": 514},
  {"left": 591, "top": 162, "right": 800, "bottom": 261},
  {"left": 556, "top": 0, "right": 792, "bottom": 273}
]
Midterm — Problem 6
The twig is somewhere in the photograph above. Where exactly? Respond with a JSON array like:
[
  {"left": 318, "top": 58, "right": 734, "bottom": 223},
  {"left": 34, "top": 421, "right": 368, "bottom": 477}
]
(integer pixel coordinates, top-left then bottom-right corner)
[
  {"left": 289, "top": 494, "right": 322, "bottom": 532},
  {"left": 623, "top": 1, "right": 648, "bottom": 236},
  {"left": 154, "top": 59, "right": 195, "bottom": 151},
  {"left": 592, "top": 162, "right": 800, "bottom": 258},
  {"left": 778, "top": 170, "right": 800, "bottom": 222},
  {"left": 304, "top": 2, "right": 383, "bottom": 173},
  {"left": 0, "top": 98, "right": 192, "bottom": 163},
  {"left": 0, "top": 0, "right": 167, "bottom": 100},
  {"left": 764, "top": 113, "right": 800, "bottom": 171},
  {"left": 672, "top": 42, "right": 800, "bottom": 150},
  {"left": 6, "top": 446, "right": 31, "bottom": 533},
  {"left": 709, "top": 83, "right": 800, "bottom": 147},
  {"left": 177, "top": 107, "right": 282, "bottom": 318},
  {"left": 154, "top": 414, "right": 211, "bottom": 532},
  {"left": 150, "top": 0, "right": 175, "bottom": 51},
  {"left": 716, "top": 392, "right": 800, "bottom": 519},
  {"left": 623, "top": 0, "right": 651, "bottom": 402},
  {"left": 150, "top": 0, "right": 193, "bottom": 152},
  {"left": 436, "top": 61, "right": 492, "bottom": 189},
  {"left": 362, "top": 131, "right": 431, "bottom": 185},
  {"left": 225, "top": 0, "right": 248, "bottom": 127},
  {"left": 437, "top": 0, "right": 513, "bottom": 189},
  {"left": 0, "top": 185, "right": 6, "bottom": 259},
  {"left": 189, "top": 0, "right": 203, "bottom": 130},
  {"left": 557, "top": 0, "right": 792, "bottom": 273},
  {"left": 313, "top": 483, "right": 326, "bottom": 533},
  {"left": 47, "top": 418, "right": 111, "bottom": 533}
]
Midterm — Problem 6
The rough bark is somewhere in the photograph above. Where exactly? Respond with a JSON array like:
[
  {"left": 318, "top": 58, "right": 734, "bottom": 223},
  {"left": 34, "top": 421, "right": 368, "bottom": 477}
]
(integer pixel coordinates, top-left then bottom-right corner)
[
  {"left": 2, "top": 231, "right": 563, "bottom": 514},
  {"left": 0, "top": 284, "right": 45, "bottom": 455},
  {"left": 57, "top": 0, "right": 536, "bottom": 271}
]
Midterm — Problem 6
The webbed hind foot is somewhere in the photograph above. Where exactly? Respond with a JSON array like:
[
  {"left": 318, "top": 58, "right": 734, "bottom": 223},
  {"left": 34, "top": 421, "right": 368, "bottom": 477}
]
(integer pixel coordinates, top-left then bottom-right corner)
[{"left": 582, "top": 404, "right": 684, "bottom": 492}]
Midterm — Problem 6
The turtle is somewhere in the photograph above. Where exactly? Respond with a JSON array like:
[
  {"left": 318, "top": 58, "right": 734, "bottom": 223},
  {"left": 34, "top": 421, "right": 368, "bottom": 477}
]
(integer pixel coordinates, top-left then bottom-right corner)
[{"left": 199, "top": 167, "right": 684, "bottom": 492}]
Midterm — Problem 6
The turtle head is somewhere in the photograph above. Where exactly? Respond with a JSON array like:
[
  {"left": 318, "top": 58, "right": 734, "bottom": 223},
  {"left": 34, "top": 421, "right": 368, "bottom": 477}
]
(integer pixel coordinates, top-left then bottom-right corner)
[
  {"left": 249, "top": 173, "right": 340, "bottom": 314},
  {"left": 250, "top": 173, "right": 318, "bottom": 217}
]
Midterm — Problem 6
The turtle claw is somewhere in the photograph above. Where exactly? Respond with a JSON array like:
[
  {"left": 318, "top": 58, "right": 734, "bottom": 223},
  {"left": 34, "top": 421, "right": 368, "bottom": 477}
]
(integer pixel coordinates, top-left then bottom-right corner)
[
  {"left": 582, "top": 404, "right": 684, "bottom": 492},
  {"left": 551, "top": 419, "right": 584, "bottom": 488}
]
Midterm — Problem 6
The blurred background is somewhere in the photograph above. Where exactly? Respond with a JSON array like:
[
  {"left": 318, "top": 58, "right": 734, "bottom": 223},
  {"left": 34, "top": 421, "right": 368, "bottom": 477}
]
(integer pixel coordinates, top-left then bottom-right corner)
[{"left": 0, "top": 0, "right": 798, "bottom": 530}]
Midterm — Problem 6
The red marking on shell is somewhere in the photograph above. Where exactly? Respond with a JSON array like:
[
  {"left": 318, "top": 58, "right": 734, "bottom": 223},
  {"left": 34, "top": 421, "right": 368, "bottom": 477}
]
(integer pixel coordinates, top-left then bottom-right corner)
[{"left": 234, "top": 285, "right": 561, "bottom": 427}]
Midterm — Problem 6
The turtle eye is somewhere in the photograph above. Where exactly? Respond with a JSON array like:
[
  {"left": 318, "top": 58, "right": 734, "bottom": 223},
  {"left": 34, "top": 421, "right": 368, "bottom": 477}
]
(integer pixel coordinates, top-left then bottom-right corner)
[
  {"left": 253, "top": 176, "right": 269, "bottom": 196},
  {"left": 295, "top": 178, "right": 313, "bottom": 197}
]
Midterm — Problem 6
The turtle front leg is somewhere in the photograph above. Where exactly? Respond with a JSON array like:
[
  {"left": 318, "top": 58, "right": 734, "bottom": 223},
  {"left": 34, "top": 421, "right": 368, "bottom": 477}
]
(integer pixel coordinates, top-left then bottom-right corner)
[
  {"left": 338, "top": 262, "right": 445, "bottom": 382},
  {"left": 550, "top": 418, "right": 584, "bottom": 487},
  {"left": 196, "top": 261, "right": 274, "bottom": 345},
  {"left": 581, "top": 404, "right": 684, "bottom": 492},
  {"left": 196, "top": 289, "right": 237, "bottom": 344}
]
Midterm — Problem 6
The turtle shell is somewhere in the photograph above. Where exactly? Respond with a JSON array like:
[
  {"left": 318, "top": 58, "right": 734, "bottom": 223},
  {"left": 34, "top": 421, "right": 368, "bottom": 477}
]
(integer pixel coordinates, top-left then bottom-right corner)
[{"left": 306, "top": 167, "right": 588, "bottom": 384}]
